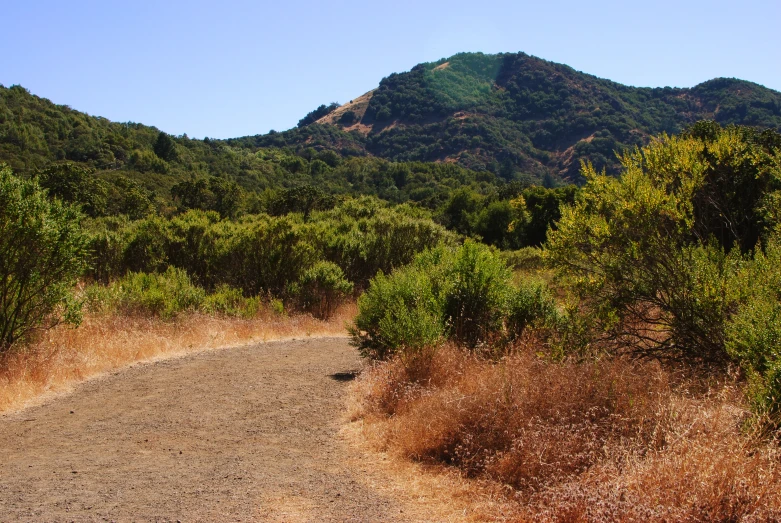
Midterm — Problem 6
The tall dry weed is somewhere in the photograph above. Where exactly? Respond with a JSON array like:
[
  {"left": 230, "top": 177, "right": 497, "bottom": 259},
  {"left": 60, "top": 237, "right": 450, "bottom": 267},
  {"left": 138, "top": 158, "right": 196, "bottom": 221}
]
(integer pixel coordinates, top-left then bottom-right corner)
[{"left": 352, "top": 342, "right": 781, "bottom": 521}]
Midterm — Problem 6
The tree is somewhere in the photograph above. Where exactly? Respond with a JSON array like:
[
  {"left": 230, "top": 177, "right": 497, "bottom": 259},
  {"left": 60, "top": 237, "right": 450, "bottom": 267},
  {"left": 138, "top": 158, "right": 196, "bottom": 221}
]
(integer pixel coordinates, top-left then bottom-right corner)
[
  {"left": 297, "top": 103, "right": 340, "bottom": 128},
  {"left": 37, "top": 162, "right": 108, "bottom": 217},
  {"left": 0, "top": 165, "right": 88, "bottom": 350},
  {"left": 153, "top": 131, "right": 178, "bottom": 162}
]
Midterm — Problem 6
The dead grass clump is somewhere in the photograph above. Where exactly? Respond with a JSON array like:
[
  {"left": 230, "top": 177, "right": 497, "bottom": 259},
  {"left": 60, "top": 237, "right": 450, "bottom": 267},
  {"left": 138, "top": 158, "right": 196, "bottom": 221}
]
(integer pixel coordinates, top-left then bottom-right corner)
[
  {"left": 525, "top": 430, "right": 781, "bottom": 521},
  {"left": 0, "top": 302, "right": 355, "bottom": 414},
  {"left": 352, "top": 343, "right": 781, "bottom": 520}
]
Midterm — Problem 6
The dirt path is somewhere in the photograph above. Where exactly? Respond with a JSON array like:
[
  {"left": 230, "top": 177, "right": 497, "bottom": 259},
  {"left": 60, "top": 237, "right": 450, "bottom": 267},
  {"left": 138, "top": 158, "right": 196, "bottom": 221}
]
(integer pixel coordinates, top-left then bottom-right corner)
[{"left": 0, "top": 338, "right": 459, "bottom": 522}]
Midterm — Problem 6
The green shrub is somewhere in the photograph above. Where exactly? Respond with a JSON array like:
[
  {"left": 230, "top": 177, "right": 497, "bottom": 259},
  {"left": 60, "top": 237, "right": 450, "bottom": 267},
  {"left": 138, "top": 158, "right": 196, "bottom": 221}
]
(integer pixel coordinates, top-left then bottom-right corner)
[
  {"left": 87, "top": 267, "right": 205, "bottom": 319},
  {"left": 442, "top": 240, "right": 512, "bottom": 346},
  {"left": 0, "top": 165, "right": 89, "bottom": 349},
  {"left": 289, "top": 261, "right": 353, "bottom": 319},
  {"left": 726, "top": 240, "right": 781, "bottom": 427},
  {"left": 350, "top": 264, "right": 444, "bottom": 360},
  {"left": 506, "top": 278, "right": 559, "bottom": 340},
  {"left": 546, "top": 125, "right": 780, "bottom": 364},
  {"left": 122, "top": 217, "right": 171, "bottom": 273},
  {"left": 213, "top": 214, "right": 316, "bottom": 296},
  {"left": 308, "top": 199, "right": 455, "bottom": 288},
  {"left": 203, "top": 284, "right": 260, "bottom": 318},
  {"left": 351, "top": 241, "right": 515, "bottom": 358}
]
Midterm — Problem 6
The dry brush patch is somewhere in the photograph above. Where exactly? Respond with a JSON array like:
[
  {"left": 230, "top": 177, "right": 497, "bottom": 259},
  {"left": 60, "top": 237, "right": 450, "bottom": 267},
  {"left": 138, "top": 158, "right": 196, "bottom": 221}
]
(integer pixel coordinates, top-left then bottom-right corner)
[
  {"left": 351, "top": 343, "right": 781, "bottom": 521},
  {"left": 0, "top": 302, "right": 355, "bottom": 414}
]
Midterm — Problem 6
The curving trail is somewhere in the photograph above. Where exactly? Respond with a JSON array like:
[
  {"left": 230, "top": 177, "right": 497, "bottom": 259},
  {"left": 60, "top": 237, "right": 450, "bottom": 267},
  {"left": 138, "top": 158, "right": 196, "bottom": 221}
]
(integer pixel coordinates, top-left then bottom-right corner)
[{"left": 0, "top": 338, "right": 451, "bottom": 522}]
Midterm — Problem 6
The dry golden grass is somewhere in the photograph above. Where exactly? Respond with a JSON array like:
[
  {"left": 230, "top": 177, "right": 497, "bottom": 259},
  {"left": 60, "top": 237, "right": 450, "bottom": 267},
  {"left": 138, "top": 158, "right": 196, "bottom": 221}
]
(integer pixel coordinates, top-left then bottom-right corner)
[
  {"left": 0, "top": 302, "right": 355, "bottom": 414},
  {"left": 351, "top": 341, "right": 781, "bottom": 522}
]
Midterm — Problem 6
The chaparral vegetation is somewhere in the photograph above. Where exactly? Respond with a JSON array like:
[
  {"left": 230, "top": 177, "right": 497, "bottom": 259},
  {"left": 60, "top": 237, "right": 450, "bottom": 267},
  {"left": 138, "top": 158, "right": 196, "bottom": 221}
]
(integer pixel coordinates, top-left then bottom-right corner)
[{"left": 3, "top": 49, "right": 781, "bottom": 518}]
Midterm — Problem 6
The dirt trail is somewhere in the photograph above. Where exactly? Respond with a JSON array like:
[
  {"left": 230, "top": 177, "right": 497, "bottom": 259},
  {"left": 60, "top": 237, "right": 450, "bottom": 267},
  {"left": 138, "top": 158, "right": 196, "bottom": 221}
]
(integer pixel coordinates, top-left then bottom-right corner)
[{"left": 0, "top": 338, "right": 459, "bottom": 522}]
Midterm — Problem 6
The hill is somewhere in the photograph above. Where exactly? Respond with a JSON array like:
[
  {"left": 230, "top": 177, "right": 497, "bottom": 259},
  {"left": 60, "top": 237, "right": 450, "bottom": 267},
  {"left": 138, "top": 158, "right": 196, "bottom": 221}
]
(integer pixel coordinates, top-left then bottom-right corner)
[
  {"left": 2, "top": 51, "right": 780, "bottom": 203},
  {"left": 246, "top": 52, "right": 781, "bottom": 182},
  {"left": 0, "top": 84, "right": 502, "bottom": 216}
]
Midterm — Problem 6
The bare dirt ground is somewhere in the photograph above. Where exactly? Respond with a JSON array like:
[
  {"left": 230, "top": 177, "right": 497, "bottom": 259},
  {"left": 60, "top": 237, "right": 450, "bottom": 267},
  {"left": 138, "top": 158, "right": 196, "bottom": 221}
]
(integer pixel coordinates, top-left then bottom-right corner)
[{"left": 0, "top": 337, "right": 475, "bottom": 522}]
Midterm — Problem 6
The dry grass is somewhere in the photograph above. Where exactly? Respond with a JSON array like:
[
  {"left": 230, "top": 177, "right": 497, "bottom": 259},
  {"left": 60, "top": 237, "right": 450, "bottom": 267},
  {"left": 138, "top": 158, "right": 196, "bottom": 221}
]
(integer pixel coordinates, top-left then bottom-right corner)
[
  {"left": 351, "top": 341, "right": 781, "bottom": 522},
  {"left": 0, "top": 302, "right": 355, "bottom": 414}
]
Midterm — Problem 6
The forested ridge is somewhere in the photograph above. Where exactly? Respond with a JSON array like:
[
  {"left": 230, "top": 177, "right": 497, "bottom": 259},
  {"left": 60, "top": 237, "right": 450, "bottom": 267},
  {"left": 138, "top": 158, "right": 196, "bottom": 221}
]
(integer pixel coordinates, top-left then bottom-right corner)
[
  {"left": 4, "top": 52, "right": 780, "bottom": 197},
  {"left": 251, "top": 52, "right": 781, "bottom": 181}
]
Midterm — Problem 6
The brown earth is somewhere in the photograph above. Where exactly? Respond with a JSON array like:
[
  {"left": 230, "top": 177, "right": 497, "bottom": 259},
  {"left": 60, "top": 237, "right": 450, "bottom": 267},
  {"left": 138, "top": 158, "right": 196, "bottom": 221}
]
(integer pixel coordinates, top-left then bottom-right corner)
[{"left": 0, "top": 337, "right": 479, "bottom": 522}]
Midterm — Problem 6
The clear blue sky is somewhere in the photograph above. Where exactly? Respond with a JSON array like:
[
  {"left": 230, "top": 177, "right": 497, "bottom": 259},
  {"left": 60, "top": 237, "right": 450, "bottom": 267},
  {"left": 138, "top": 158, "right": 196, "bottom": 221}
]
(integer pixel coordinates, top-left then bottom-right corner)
[{"left": 2, "top": 0, "right": 779, "bottom": 139}]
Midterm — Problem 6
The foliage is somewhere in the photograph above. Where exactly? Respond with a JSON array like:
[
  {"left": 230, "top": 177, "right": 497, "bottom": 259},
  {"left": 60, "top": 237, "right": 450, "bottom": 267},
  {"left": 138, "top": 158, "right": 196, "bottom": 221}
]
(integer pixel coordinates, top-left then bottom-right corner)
[
  {"left": 506, "top": 279, "right": 560, "bottom": 340},
  {"left": 350, "top": 261, "right": 445, "bottom": 360},
  {"left": 725, "top": 239, "right": 781, "bottom": 427},
  {"left": 437, "top": 184, "right": 576, "bottom": 248},
  {"left": 289, "top": 261, "right": 353, "bottom": 320},
  {"left": 37, "top": 162, "right": 107, "bottom": 217},
  {"left": 153, "top": 131, "right": 178, "bottom": 162},
  {"left": 297, "top": 103, "right": 340, "bottom": 128},
  {"left": 442, "top": 241, "right": 512, "bottom": 346},
  {"left": 171, "top": 176, "right": 245, "bottom": 218},
  {"left": 546, "top": 124, "right": 781, "bottom": 364},
  {"left": 85, "top": 267, "right": 259, "bottom": 319},
  {"left": 0, "top": 166, "right": 88, "bottom": 349},
  {"left": 351, "top": 241, "right": 557, "bottom": 358},
  {"left": 83, "top": 198, "right": 452, "bottom": 305}
]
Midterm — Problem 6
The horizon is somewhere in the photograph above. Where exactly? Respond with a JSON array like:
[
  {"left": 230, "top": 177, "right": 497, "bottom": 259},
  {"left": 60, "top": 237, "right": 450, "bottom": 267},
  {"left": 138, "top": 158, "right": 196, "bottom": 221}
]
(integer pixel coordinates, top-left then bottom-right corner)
[{"left": 3, "top": 0, "right": 779, "bottom": 139}]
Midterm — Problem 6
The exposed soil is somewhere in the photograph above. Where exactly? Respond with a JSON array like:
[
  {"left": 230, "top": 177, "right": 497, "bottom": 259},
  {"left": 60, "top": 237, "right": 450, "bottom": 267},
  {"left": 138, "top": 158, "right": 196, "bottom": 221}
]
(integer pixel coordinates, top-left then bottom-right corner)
[{"left": 0, "top": 338, "right": 466, "bottom": 522}]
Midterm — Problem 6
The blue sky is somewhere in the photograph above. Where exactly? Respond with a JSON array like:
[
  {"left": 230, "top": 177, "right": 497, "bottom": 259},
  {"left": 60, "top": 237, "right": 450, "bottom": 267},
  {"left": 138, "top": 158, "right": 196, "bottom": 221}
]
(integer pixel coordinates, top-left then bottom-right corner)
[{"left": 2, "top": 0, "right": 779, "bottom": 138}]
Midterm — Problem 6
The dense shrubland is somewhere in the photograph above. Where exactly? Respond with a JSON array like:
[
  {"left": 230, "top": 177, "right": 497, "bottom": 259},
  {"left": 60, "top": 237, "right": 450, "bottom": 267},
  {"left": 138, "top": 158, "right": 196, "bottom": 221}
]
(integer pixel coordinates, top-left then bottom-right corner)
[{"left": 350, "top": 122, "right": 781, "bottom": 519}]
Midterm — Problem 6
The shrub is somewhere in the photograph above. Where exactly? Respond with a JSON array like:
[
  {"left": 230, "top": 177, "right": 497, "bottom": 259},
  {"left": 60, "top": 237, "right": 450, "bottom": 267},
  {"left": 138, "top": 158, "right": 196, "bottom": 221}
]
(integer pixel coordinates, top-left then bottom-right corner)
[
  {"left": 212, "top": 214, "right": 316, "bottom": 296},
  {"left": 726, "top": 239, "right": 781, "bottom": 427},
  {"left": 506, "top": 278, "right": 559, "bottom": 340},
  {"left": 350, "top": 264, "right": 445, "bottom": 360},
  {"left": 122, "top": 217, "right": 171, "bottom": 273},
  {"left": 546, "top": 125, "right": 781, "bottom": 364},
  {"left": 289, "top": 261, "right": 353, "bottom": 320},
  {"left": 87, "top": 267, "right": 205, "bottom": 319},
  {"left": 203, "top": 284, "right": 260, "bottom": 318},
  {"left": 442, "top": 240, "right": 511, "bottom": 346},
  {"left": 0, "top": 166, "right": 88, "bottom": 350},
  {"left": 351, "top": 241, "right": 518, "bottom": 357}
]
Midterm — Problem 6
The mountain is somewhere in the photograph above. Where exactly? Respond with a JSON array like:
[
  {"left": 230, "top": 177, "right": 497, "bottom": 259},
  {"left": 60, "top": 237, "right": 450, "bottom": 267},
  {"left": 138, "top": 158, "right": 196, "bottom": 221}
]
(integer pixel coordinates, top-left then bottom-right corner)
[
  {"left": 2, "top": 51, "right": 780, "bottom": 196},
  {"left": 242, "top": 52, "right": 781, "bottom": 182}
]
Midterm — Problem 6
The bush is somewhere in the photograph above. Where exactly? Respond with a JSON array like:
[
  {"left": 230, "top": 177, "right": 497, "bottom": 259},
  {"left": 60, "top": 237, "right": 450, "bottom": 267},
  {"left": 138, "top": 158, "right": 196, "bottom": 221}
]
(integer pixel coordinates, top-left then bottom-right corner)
[
  {"left": 203, "top": 284, "right": 260, "bottom": 318},
  {"left": 506, "top": 278, "right": 560, "bottom": 340},
  {"left": 351, "top": 241, "right": 529, "bottom": 358},
  {"left": 546, "top": 125, "right": 780, "bottom": 364},
  {"left": 442, "top": 240, "right": 511, "bottom": 346},
  {"left": 350, "top": 264, "right": 444, "bottom": 360},
  {"left": 289, "top": 261, "right": 353, "bottom": 320},
  {"left": 0, "top": 166, "right": 88, "bottom": 349},
  {"left": 86, "top": 267, "right": 205, "bottom": 319},
  {"left": 726, "top": 239, "right": 781, "bottom": 427}
]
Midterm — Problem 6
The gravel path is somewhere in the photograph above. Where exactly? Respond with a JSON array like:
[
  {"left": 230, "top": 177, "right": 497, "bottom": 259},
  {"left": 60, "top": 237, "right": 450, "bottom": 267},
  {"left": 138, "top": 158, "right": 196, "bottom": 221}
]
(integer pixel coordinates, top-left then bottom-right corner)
[{"left": 0, "top": 337, "right": 444, "bottom": 522}]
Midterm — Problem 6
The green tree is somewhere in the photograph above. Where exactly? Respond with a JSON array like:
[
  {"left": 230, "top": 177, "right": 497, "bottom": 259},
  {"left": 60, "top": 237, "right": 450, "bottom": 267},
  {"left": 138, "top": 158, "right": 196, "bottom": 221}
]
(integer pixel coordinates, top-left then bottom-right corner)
[
  {"left": 153, "top": 131, "right": 178, "bottom": 162},
  {"left": 37, "top": 162, "right": 108, "bottom": 217},
  {"left": 0, "top": 165, "right": 89, "bottom": 350}
]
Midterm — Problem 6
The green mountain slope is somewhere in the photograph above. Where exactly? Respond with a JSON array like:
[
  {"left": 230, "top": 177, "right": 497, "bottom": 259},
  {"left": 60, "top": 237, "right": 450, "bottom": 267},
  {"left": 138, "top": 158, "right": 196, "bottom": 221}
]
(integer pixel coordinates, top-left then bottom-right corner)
[
  {"left": 0, "top": 84, "right": 502, "bottom": 215},
  {"left": 2, "top": 51, "right": 780, "bottom": 195},
  {"left": 268, "top": 52, "right": 781, "bottom": 181}
]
